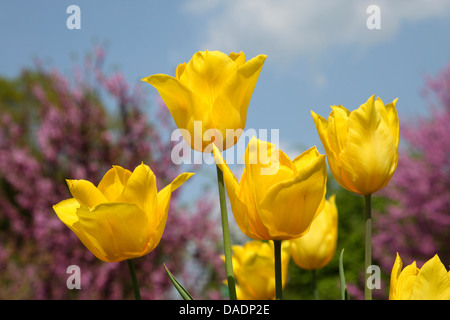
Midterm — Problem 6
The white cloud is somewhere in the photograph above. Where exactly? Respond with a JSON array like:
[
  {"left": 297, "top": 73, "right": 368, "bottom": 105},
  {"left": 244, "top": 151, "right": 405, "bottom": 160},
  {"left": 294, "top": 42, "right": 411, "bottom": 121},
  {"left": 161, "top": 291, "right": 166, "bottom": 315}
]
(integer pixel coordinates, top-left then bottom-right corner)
[{"left": 182, "top": 0, "right": 450, "bottom": 64}]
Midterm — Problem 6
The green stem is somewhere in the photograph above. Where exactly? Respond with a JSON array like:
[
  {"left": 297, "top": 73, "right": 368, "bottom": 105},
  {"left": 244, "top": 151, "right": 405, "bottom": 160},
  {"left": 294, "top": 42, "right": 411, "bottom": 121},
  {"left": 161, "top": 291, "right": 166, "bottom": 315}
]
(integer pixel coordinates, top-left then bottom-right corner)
[
  {"left": 273, "top": 240, "right": 283, "bottom": 300},
  {"left": 364, "top": 194, "right": 372, "bottom": 300},
  {"left": 216, "top": 165, "right": 237, "bottom": 300},
  {"left": 127, "top": 259, "right": 141, "bottom": 300},
  {"left": 311, "top": 269, "right": 319, "bottom": 300}
]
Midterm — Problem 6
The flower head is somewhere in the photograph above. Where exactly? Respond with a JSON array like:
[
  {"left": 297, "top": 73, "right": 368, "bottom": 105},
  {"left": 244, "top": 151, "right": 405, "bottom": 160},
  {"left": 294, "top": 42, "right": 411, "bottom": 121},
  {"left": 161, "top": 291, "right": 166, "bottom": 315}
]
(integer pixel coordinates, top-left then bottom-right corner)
[
  {"left": 142, "top": 50, "right": 266, "bottom": 152},
  {"left": 289, "top": 195, "right": 338, "bottom": 270},
  {"left": 53, "top": 163, "right": 194, "bottom": 262},
  {"left": 389, "top": 253, "right": 450, "bottom": 300},
  {"left": 213, "top": 137, "right": 327, "bottom": 240},
  {"left": 227, "top": 240, "right": 290, "bottom": 300},
  {"left": 311, "top": 95, "right": 399, "bottom": 195}
]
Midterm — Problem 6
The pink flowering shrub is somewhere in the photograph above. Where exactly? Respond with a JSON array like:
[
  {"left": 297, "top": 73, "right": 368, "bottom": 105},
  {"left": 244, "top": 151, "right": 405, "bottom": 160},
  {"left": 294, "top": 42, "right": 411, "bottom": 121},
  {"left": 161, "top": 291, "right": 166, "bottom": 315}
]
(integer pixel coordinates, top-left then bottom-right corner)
[
  {"left": 0, "top": 47, "right": 223, "bottom": 299},
  {"left": 373, "top": 63, "right": 450, "bottom": 276}
]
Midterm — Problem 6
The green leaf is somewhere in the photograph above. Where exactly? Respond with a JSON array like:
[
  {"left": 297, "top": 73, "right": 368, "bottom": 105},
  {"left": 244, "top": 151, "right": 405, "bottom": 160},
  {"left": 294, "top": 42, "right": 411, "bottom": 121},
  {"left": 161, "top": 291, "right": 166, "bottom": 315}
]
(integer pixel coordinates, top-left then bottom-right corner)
[
  {"left": 339, "top": 248, "right": 350, "bottom": 300},
  {"left": 163, "top": 264, "right": 194, "bottom": 300}
]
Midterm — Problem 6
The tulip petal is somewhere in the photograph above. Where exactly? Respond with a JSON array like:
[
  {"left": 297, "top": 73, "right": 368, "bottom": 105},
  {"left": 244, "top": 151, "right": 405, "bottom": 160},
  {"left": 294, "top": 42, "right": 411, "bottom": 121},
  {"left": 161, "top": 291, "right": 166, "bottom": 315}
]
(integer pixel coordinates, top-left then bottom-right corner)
[
  {"left": 76, "top": 202, "right": 148, "bottom": 262},
  {"left": 389, "top": 253, "right": 403, "bottom": 299},
  {"left": 212, "top": 54, "right": 267, "bottom": 146},
  {"left": 97, "top": 165, "right": 132, "bottom": 202},
  {"left": 245, "top": 137, "right": 295, "bottom": 205},
  {"left": 311, "top": 110, "right": 347, "bottom": 189},
  {"left": 259, "top": 152, "right": 327, "bottom": 240},
  {"left": 53, "top": 198, "right": 81, "bottom": 231},
  {"left": 339, "top": 95, "right": 397, "bottom": 195},
  {"left": 229, "top": 51, "right": 246, "bottom": 66},
  {"left": 152, "top": 172, "right": 195, "bottom": 251},
  {"left": 327, "top": 105, "right": 350, "bottom": 155},
  {"left": 396, "top": 262, "right": 419, "bottom": 299},
  {"left": 120, "top": 163, "right": 157, "bottom": 215},
  {"left": 157, "top": 172, "right": 195, "bottom": 225},
  {"left": 383, "top": 98, "right": 400, "bottom": 149},
  {"left": 213, "top": 144, "right": 271, "bottom": 240},
  {"left": 290, "top": 194, "right": 337, "bottom": 270},
  {"left": 53, "top": 199, "right": 111, "bottom": 261},
  {"left": 141, "top": 74, "right": 192, "bottom": 130},
  {"left": 66, "top": 179, "right": 108, "bottom": 208},
  {"left": 180, "top": 50, "right": 240, "bottom": 104},
  {"left": 410, "top": 255, "right": 450, "bottom": 300}
]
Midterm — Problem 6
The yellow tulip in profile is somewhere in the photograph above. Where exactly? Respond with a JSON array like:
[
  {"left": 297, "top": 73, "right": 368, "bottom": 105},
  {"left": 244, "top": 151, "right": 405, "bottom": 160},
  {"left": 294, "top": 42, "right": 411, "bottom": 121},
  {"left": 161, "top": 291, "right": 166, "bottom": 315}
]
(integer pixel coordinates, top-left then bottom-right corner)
[
  {"left": 213, "top": 137, "right": 327, "bottom": 241},
  {"left": 227, "top": 240, "right": 290, "bottom": 300},
  {"left": 53, "top": 163, "right": 194, "bottom": 263},
  {"left": 390, "top": 253, "right": 450, "bottom": 300},
  {"left": 311, "top": 95, "right": 399, "bottom": 195},
  {"left": 289, "top": 195, "right": 338, "bottom": 270},
  {"left": 142, "top": 50, "right": 266, "bottom": 152}
]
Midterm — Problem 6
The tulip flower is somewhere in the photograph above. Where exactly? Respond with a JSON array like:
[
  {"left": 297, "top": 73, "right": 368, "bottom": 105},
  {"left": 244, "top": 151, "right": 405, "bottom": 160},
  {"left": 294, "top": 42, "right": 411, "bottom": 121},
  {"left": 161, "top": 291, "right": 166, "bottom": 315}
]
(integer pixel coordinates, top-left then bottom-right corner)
[
  {"left": 290, "top": 195, "right": 338, "bottom": 271},
  {"left": 143, "top": 50, "right": 266, "bottom": 300},
  {"left": 53, "top": 163, "right": 194, "bottom": 263},
  {"left": 141, "top": 50, "right": 266, "bottom": 152},
  {"left": 214, "top": 137, "right": 326, "bottom": 299},
  {"left": 227, "top": 240, "right": 290, "bottom": 300},
  {"left": 311, "top": 95, "right": 399, "bottom": 196},
  {"left": 213, "top": 137, "right": 327, "bottom": 241},
  {"left": 390, "top": 253, "right": 450, "bottom": 300},
  {"left": 311, "top": 95, "right": 399, "bottom": 299}
]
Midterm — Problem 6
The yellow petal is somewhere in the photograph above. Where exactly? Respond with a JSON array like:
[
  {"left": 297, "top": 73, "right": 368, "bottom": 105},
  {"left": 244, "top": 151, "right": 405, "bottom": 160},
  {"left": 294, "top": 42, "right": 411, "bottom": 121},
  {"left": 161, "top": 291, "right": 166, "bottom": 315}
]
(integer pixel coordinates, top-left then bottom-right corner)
[
  {"left": 120, "top": 163, "right": 157, "bottom": 210},
  {"left": 76, "top": 202, "right": 148, "bottom": 262},
  {"left": 211, "top": 54, "right": 267, "bottom": 149},
  {"left": 327, "top": 105, "right": 350, "bottom": 155},
  {"left": 66, "top": 179, "right": 107, "bottom": 208},
  {"left": 53, "top": 198, "right": 81, "bottom": 231},
  {"left": 97, "top": 165, "right": 132, "bottom": 201},
  {"left": 245, "top": 137, "right": 295, "bottom": 206},
  {"left": 339, "top": 95, "right": 398, "bottom": 195},
  {"left": 410, "top": 254, "right": 450, "bottom": 300},
  {"left": 259, "top": 151, "right": 327, "bottom": 240},
  {"left": 156, "top": 171, "right": 195, "bottom": 227},
  {"left": 149, "top": 172, "right": 194, "bottom": 252},
  {"left": 141, "top": 74, "right": 192, "bottom": 130},
  {"left": 229, "top": 51, "right": 246, "bottom": 66},
  {"left": 175, "top": 62, "right": 186, "bottom": 79},
  {"left": 396, "top": 262, "right": 419, "bottom": 300},
  {"left": 389, "top": 253, "right": 403, "bottom": 300},
  {"left": 53, "top": 199, "right": 110, "bottom": 261},
  {"left": 213, "top": 144, "right": 270, "bottom": 240},
  {"left": 180, "top": 50, "right": 240, "bottom": 105},
  {"left": 290, "top": 194, "right": 337, "bottom": 270},
  {"left": 384, "top": 98, "right": 400, "bottom": 149},
  {"left": 311, "top": 110, "right": 346, "bottom": 189}
]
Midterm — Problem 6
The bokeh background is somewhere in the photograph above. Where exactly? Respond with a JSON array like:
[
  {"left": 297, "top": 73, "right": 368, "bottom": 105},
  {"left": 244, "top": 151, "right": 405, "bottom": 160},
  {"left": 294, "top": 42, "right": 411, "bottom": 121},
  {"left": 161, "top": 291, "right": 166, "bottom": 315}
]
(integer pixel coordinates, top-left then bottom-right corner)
[{"left": 0, "top": 0, "right": 449, "bottom": 299}]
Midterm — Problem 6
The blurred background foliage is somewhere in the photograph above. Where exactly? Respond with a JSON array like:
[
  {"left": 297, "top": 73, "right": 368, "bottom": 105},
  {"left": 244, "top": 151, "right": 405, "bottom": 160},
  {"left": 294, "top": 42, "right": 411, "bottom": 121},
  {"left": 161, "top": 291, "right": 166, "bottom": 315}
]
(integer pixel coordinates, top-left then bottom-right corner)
[
  {"left": 0, "top": 47, "right": 224, "bottom": 299},
  {"left": 0, "top": 46, "right": 448, "bottom": 299}
]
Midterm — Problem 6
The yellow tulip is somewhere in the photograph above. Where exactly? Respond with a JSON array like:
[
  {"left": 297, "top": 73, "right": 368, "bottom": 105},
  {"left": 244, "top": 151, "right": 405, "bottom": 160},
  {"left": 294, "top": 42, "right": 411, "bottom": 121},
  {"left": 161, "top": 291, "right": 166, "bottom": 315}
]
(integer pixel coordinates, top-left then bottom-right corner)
[
  {"left": 289, "top": 195, "right": 338, "bottom": 270},
  {"left": 390, "top": 253, "right": 450, "bottom": 300},
  {"left": 53, "top": 163, "right": 194, "bottom": 263},
  {"left": 227, "top": 240, "right": 290, "bottom": 300},
  {"left": 142, "top": 50, "right": 266, "bottom": 152},
  {"left": 213, "top": 137, "right": 327, "bottom": 241},
  {"left": 311, "top": 95, "right": 399, "bottom": 195}
]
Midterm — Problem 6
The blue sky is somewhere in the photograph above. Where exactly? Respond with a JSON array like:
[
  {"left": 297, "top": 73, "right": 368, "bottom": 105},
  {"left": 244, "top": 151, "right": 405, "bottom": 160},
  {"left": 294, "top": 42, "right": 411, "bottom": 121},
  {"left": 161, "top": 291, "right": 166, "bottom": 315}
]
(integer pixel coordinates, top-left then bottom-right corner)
[{"left": 1, "top": 0, "right": 450, "bottom": 196}]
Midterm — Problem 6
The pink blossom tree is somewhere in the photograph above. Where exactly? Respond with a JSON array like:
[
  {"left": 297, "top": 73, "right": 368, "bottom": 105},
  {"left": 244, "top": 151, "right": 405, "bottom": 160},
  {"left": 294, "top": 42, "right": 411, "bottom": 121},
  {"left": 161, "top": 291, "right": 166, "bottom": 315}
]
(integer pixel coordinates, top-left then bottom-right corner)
[
  {"left": 0, "top": 47, "right": 223, "bottom": 299},
  {"left": 373, "top": 62, "right": 450, "bottom": 278}
]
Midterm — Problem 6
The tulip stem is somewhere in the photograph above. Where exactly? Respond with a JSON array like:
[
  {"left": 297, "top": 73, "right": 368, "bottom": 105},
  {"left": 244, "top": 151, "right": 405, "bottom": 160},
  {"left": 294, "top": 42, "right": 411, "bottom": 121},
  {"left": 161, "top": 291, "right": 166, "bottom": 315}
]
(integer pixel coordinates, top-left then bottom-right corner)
[
  {"left": 273, "top": 240, "right": 283, "bottom": 300},
  {"left": 127, "top": 259, "right": 141, "bottom": 300},
  {"left": 364, "top": 194, "right": 372, "bottom": 300},
  {"left": 216, "top": 165, "right": 237, "bottom": 300},
  {"left": 311, "top": 269, "right": 319, "bottom": 300}
]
